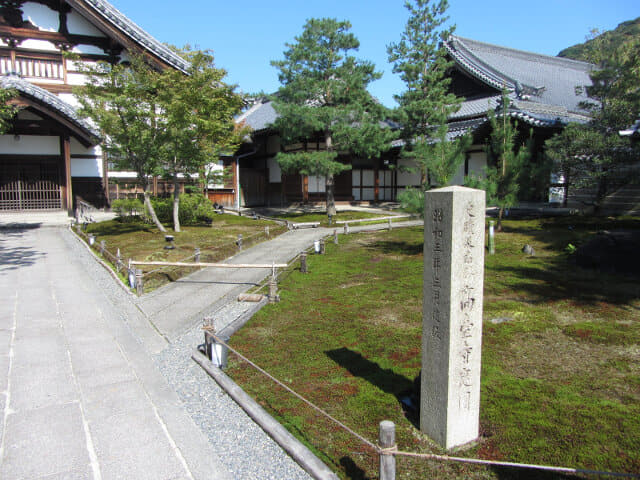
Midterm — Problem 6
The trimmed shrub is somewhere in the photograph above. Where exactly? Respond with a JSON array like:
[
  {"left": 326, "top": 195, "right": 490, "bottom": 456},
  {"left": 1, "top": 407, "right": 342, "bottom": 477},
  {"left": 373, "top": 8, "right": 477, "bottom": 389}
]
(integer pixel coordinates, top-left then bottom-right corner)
[
  {"left": 150, "top": 194, "right": 214, "bottom": 225},
  {"left": 112, "top": 198, "right": 144, "bottom": 220}
]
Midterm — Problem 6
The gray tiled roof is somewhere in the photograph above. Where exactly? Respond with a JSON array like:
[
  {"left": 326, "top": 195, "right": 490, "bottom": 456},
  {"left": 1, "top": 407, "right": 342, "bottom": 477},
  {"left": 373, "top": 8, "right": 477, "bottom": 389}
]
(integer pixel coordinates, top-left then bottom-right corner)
[
  {"left": 236, "top": 100, "right": 278, "bottom": 132},
  {"left": 74, "top": 0, "right": 189, "bottom": 73},
  {"left": 445, "top": 35, "right": 594, "bottom": 116},
  {"left": 1, "top": 74, "right": 100, "bottom": 140}
]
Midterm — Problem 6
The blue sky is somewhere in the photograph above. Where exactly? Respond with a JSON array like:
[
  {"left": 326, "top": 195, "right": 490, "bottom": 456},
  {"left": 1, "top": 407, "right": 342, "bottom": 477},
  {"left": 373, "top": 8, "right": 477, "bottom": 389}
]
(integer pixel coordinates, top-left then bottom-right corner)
[{"left": 110, "top": 0, "right": 639, "bottom": 107}]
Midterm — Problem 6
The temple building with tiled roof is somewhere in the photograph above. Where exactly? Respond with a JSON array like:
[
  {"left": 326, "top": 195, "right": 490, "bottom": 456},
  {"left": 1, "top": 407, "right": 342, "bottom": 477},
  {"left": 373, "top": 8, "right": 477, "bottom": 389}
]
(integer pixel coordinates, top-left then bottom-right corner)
[
  {"left": 226, "top": 35, "right": 598, "bottom": 208},
  {"left": 1, "top": 0, "right": 186, "bottom": 213}
]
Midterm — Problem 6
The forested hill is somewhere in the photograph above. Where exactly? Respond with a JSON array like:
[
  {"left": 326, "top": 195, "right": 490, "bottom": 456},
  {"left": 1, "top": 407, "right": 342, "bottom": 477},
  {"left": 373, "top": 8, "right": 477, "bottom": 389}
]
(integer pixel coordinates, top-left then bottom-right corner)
[{"left": 558, "top": 17, "right": 640, "bottom": 61}]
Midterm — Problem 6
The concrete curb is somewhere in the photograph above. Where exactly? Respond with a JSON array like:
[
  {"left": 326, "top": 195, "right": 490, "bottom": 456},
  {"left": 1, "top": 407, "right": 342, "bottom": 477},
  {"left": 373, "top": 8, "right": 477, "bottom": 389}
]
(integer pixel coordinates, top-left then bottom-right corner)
[
  {"left": 192, "top": 351, "right": 339, "bottom": 480},
  {"left": 68, "top": 226, "right": 135, "bottom": 297}
]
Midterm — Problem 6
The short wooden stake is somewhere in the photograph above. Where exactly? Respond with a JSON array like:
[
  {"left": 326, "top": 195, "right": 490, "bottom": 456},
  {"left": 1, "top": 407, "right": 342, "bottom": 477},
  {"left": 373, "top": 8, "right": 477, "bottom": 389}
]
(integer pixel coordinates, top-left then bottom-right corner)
[
  {"left": 319, "top": 238, "right": 325, "bottom": 254},
  {"left": 379, "top": 421, "right": 396, "bottom": 480},
  {"left": 237, "top": 234, "right": 243, "bottom": 251},
  {"left": 333, "top": 229, "right": 338, "bottom": 244},
  {"left": 300, "top": 252, "right": 308, "bottom": 273},
  {"left": 135, "top": 269, "right": 144, "bottom": 296},
  {"left": 100, "top": 240, "right": 106, "bottom": 256},
  {"left": 195, "top": 247, "right": 201, "bottom": 263},
  {"left": 203, "top": 316, "right": 214, "bottom": 360},
  {"left": 488, "top": 220, "right": 495, "bottom": 255},
  {"left": 268, "top": 276, "right": 279, "bottom": 303}
]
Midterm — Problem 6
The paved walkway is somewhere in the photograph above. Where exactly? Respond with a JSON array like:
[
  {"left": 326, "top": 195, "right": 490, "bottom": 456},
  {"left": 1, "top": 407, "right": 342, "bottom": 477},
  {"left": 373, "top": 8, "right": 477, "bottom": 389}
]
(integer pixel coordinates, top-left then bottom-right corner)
[
  {"left": 0, "top": 214, "right": 422, "bottom": 479},
  {"left": 136, "top": 220, "right": 422, "bottom": 346},
  {"left": 0, "top": 226, "right": 231, "bottom": 480}
]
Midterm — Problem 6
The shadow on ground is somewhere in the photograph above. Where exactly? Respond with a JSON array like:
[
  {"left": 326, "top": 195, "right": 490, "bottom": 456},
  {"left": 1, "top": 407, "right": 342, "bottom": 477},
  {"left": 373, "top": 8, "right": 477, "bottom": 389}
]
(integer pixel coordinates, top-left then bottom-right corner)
[
  {"left": 0, "top": 226, "right": 46, "bottom": 273},
  {"left": 325, "top": 347, "right": 419, "bottom": 427}
]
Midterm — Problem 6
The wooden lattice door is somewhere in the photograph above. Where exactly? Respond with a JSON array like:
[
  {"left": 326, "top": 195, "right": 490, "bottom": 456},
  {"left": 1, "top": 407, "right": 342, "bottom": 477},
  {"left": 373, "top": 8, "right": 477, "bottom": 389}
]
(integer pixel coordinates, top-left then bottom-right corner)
[{"left": 0, "top": 158, "right": 62, "bottom": 210}]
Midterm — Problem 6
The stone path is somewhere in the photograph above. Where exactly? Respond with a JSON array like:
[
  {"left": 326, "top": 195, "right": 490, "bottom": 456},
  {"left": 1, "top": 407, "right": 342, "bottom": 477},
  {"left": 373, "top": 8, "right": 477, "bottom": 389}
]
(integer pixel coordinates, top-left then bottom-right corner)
[
  {"left": 0, "top": 226, "right": 231, "bottom": 480},
  {"left": 0, "top": 214, "right": 422, "bottom": 479}
]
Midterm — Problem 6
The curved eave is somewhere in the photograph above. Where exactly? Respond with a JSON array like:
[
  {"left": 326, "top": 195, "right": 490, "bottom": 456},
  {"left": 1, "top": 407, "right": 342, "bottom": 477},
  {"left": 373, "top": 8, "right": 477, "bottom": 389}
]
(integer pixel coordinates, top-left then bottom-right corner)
[
  {"left": 2, "top": 75, "right": 101, "bottom": 146},
  {"left": 68, "top": 0, "right": 190, "bottom": 73},
  {"left": 445, "top": 37, "right": 517, "bottom": 93}
]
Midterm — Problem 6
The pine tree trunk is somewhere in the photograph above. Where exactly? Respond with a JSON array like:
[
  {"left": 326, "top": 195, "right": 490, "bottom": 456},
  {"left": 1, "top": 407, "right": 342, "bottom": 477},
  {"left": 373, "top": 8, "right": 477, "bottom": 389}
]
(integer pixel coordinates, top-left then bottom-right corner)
[
  {"left": 173, "top": 173, "right": 181, "bottom": 232},
  {"left": 144, "top": 190, "right": 166, "bottom": 233},
  {"left": 326, "top": 174, "right": 336, "bottom": 217}
]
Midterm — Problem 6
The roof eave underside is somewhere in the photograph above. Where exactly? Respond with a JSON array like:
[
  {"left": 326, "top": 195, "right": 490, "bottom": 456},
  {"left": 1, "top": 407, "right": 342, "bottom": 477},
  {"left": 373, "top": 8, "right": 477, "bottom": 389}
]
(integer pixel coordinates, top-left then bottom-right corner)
[
  {"left": 68, "top": 0, "right": 190, "bottom": 73},
  {"left": 1, "top": 75, "right": 101, "bottom": 143}
]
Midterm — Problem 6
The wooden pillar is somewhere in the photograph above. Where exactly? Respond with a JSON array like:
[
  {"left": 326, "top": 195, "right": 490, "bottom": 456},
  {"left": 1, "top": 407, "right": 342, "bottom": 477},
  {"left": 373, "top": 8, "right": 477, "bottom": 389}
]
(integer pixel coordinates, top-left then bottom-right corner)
[
  {"left": 374, "top": 168, "right": 380, "bottom": 203},
  {"left": 63, "top": 135, "right": 72, "bottom": 214},
  {"left": 302, "top": 175, "right": 309, "bottom": 203},
  {"left": 153, "top": 176, "right": 158, "bottom": 196}
]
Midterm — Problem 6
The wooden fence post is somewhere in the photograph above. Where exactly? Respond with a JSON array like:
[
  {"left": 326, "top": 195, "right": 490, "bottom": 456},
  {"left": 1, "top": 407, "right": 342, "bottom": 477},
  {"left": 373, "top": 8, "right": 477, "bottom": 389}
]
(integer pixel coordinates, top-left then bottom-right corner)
[
  {"left": 388, "top": 218, "right": 393, "bottom": 231},
  {"left": 344, "top": 223, "right": 349, "bottom": 235},
  {"left": 379, "top": 421, "right": 396, "bottom": 480},
  {"left": 268, "top": 276, "right": 279, "bottom": 303},
  {"left": 116, "top": 248, "right": 122, "bottom": 273},
  {"left": 333, "top": 229, "right": 338, "bottom": 244},
  {"left": 203, "top": 316, "right": 214, "bottom": 360},
  {"left": 100, "top": 240, "right": 105, "bottom": 256},
  {"left": 237, "top": 234, "right": 243, "bottom": 251},
  {"left": 195, "top": 247, "right": 201, "bottom": 263},
  {"left": 135, "top": 269, "right": 144, "bottom": 296},
  {"left": 265, "top": 226, "right": 270, "bottom": 237},
  {"left": 319, "top": 238, "right": 325, "bottom": 254},
  {"left": 300, "top": 252, "right": 308, "bottom": 273},
  {"left": 488, "top": 220, "right": 495, "bottom": 255}
]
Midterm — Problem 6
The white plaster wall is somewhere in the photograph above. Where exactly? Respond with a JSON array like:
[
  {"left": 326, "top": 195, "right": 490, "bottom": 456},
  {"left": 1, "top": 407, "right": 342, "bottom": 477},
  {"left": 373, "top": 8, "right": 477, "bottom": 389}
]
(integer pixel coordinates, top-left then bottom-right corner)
[
  {"left": 22, "top": 2, "right": 59, "bottom": 32},
  {"left": 18, "top": 39, "right": 59, "bottom": 52},
  {"left": 71, "top": 157, "right": 101, "bottom": 177},
  {"left": 267, "top": 157, "right": 282, "bottom": 183},
  {"left": 396, "top": 158, "right": 422, "bottom": 187},
  {"left": 67, "top": 72, "right": 89, "bottom": 86},
  {"left": 67, "top": 10, "right": 107, "bottom": 37},
  {"left": 0, "top": 135, "right": 60, "bottom": 155},
  {"left": 308, "top": 175, "right": 326, "bottom": 193},
  {"left": 71, "top": 44, "right": 108, "bottom": 56}
]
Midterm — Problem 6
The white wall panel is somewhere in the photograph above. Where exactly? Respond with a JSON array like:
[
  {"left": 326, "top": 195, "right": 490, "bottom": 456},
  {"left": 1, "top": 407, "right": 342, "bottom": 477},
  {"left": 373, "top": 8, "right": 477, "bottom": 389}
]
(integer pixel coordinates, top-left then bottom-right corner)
[
  {"left": 67, "top": 10, "right": 106, "bottom": 37},
  {"left": 308, "top": 175, "right": 325, "bottom": 193},
  {"left": 71, "top": 157, "right": 101, "bottom": 177},
  {"left": 267, "top": 157, "right": 282, "bottom": 183},
  {"left": 23, "top": 2, "right": 58, "bottom": 31},
  {"left": 0, "top": 135, "right": 60, "bottom": 155}
]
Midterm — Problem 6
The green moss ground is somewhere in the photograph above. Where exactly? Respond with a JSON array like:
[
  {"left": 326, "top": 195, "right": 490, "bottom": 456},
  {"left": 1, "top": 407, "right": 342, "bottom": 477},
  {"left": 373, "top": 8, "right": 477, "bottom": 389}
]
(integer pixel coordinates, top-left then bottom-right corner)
[{"left": 227, "top": 217, "right": 640, "bottom": 479}]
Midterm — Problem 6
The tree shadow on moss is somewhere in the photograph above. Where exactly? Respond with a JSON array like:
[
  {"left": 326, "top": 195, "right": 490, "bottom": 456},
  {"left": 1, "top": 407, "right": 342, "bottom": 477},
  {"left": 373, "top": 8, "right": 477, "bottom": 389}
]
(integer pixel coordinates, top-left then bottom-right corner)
[
  {"left": 325, "top": 347, "right": 419, "bottom": 427},
  {"left": 364, "top": 240, "right": 423, "bottom": 256}
]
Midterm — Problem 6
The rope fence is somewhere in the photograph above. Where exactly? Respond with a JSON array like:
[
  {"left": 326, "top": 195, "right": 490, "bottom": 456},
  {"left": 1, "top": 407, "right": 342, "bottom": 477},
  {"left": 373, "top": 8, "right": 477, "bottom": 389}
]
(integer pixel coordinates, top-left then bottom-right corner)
[{"left": 205, "top": 333, "right": 640, "bottom": 480}]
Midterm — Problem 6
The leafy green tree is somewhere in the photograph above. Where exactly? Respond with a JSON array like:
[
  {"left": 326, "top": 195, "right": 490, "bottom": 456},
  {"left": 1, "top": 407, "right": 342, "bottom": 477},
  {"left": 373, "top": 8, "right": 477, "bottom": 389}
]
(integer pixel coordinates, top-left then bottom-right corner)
[
  {"left": 75, "top": 55, "right": 167, "bottom": 231},
  {"left": 388, "top": 0, "right": 471, "bottom": 203},
  {"left": 467, "top": 94, "right": 531, "bottom": 230},
  {"left": 545, "top": 32, "right": 640, "bottom": 212},
  {"left": 0, "top": 88, "right": 18, "bottom": 134},
  {"left": 271, "top": 18, "right": 395, "bottom": 216},
  {"left": 155, "top": 48, "right": 246, "bottom": 232}
]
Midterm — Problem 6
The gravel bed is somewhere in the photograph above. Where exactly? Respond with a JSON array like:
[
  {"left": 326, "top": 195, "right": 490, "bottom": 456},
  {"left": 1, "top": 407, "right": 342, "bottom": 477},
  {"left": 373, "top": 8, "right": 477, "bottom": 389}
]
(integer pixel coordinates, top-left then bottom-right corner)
[
  {"left": 61, "top": 228, "right": 312, "bottom": 480},
  {"left": 154, "top": 302, "right": 312, "bottom": 480}
]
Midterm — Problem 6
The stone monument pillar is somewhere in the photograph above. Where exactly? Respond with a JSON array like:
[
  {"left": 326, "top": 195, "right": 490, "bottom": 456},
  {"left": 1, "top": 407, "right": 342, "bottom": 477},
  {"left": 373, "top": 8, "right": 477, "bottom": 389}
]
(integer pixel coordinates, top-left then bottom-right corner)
[{"left": 421, "top": 186, "right": 485, "bottom": 449}]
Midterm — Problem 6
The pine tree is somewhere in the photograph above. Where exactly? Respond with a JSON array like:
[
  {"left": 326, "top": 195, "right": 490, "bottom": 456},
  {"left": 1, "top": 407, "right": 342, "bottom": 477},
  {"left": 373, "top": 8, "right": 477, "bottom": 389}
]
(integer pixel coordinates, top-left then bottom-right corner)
[
  {"left": 468, "top": 93, "right": 531, "bottom": 230},
  {"left": 271, "top": 18, "right": 395, "bottom": 216},
  {"left": 388, "top": 0, "right": 471, "bottom": 202}
]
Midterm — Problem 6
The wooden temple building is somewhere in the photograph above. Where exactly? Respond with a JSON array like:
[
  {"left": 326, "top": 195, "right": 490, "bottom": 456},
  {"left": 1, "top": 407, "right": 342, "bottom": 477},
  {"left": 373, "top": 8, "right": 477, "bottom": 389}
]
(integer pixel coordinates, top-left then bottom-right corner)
[
  {"left": 226, "top": 35, "right": 596, "bottom": 208},
  {"left": 0, "top": 0, "right": 188, "bottom": 213}
]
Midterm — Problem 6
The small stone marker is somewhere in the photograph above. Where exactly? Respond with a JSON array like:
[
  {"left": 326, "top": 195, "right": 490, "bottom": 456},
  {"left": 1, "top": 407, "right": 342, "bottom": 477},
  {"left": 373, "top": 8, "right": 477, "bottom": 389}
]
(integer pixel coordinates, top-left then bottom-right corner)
[
  {"left": 265, "top": 225, "right": 270, "bottom": 237},
  {"left": 388, "top": 218, "right": 393, "bottom": 231},
  {"left": 100, "top": 240, "right": 105, "bottom": 256},
  {"left": 195, "top": 247, "right": 201, "bottom": 263},
  {"left": 237, "top": 234, "right": 243, "bottom": 251},
  {"left": 268, "top": 276, "right": 279, "bottom": 303},
  {"left": 135, "top": 269, "right": 144, "bottom": 296},
  {"left": 319, "top": 238, "right": 325, "bottom": 254},
  {"left": 421, "top": 186, "right": 485, "bottom": 449},
  {"left": 344, "top": 223, "right": 350, "bottom": 235},
  {"left": 333, "top": 229, "right": 338, "bottom": 244},
  {"left": 300, "top": 252, "right": 308, "bottom": 273}
]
